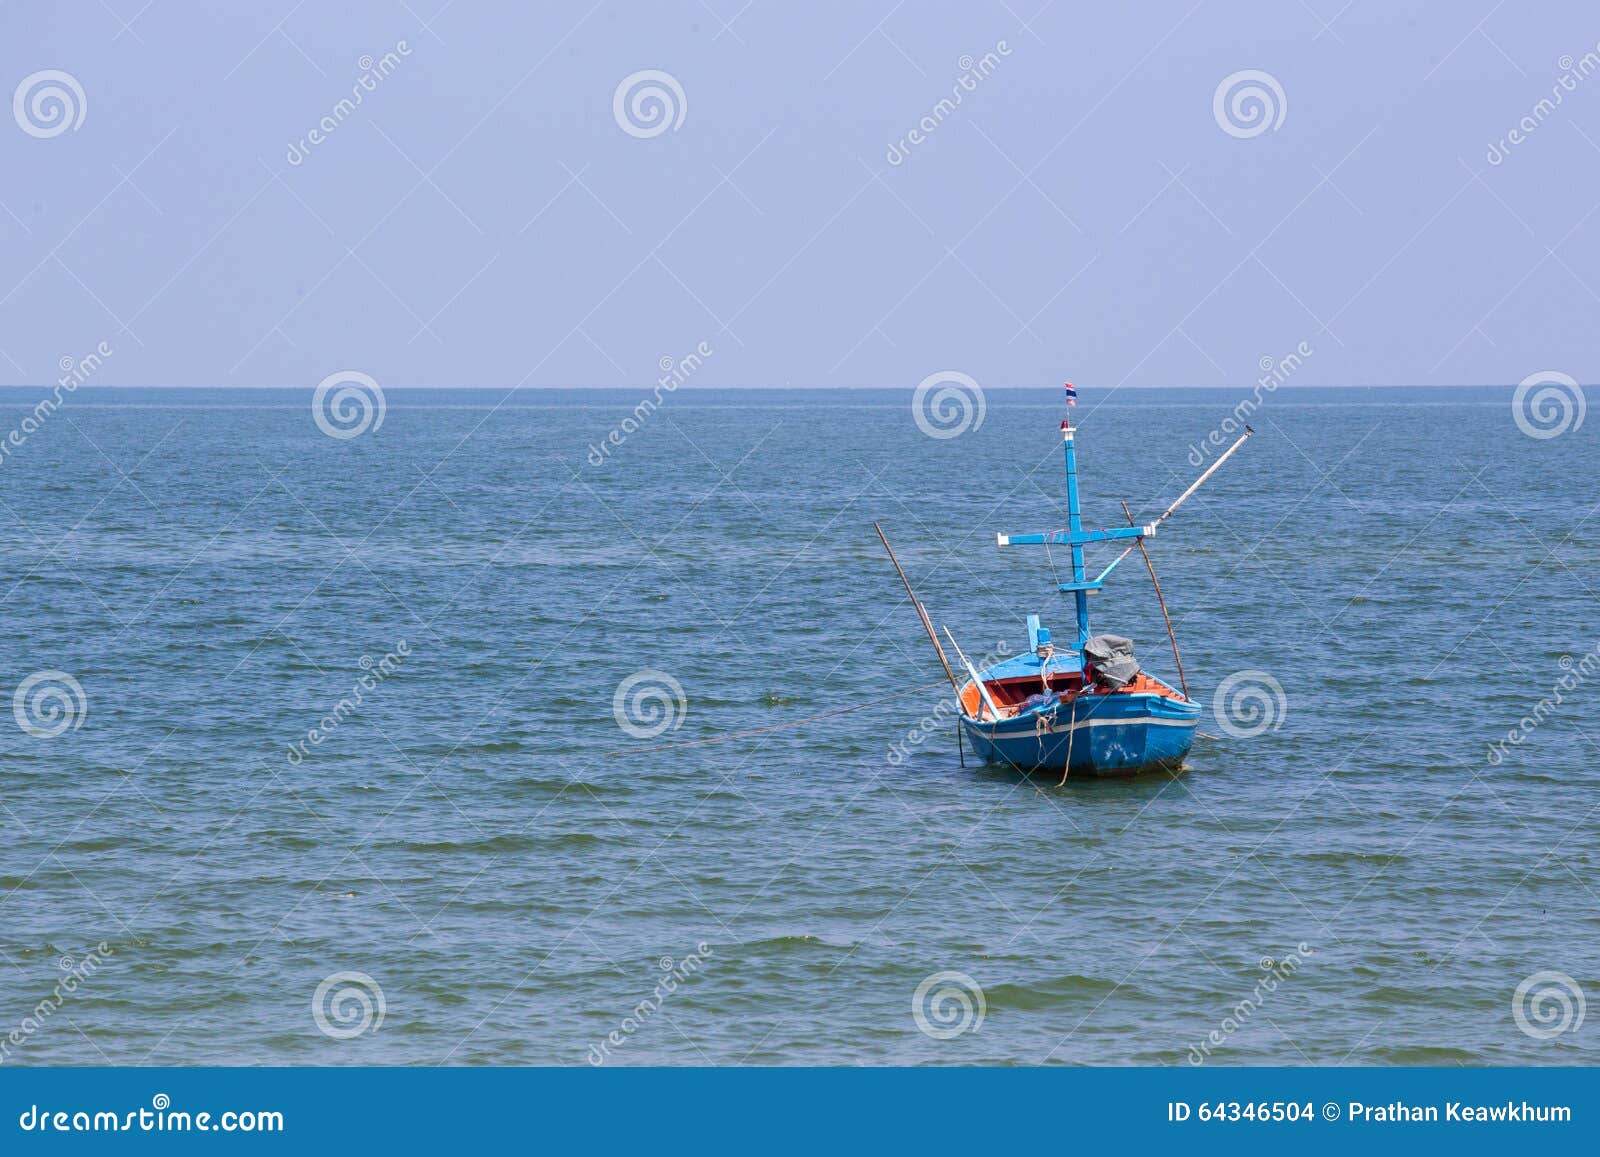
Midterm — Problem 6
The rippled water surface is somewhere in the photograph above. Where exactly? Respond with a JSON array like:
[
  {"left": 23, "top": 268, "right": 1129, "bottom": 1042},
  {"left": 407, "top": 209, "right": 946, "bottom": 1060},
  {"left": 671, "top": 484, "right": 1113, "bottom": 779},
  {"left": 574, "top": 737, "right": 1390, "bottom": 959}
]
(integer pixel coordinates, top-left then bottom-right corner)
[{"left": 2, "top": 386, "right": 1596, "bottom": 1066}]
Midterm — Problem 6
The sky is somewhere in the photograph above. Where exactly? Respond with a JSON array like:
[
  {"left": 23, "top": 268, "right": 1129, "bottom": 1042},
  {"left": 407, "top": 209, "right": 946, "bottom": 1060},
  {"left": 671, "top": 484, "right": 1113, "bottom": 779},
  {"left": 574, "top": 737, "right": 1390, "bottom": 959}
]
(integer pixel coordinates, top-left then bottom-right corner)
[{"left": 1, "top": 1, "right": 1597, "bottom": 389}]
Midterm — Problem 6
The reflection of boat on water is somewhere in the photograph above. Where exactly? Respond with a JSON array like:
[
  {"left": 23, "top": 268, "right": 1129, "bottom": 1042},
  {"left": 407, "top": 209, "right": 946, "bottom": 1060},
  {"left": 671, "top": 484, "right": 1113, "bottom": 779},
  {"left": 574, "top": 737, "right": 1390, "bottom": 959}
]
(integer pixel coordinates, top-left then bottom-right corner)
[{"left": 879, "top": 386, "right": 1252, "bottom": 778}]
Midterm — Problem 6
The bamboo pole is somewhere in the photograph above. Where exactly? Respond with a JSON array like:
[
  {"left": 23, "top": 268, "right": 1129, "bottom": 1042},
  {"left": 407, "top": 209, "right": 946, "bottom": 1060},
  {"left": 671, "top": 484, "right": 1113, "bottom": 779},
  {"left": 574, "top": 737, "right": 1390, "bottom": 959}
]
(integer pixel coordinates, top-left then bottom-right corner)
[
  {"left": 1122, "top": 499, "right": 1188, "bottom": 700},
  {"left": 873, "top": 522, "right": 960, "bottom": 696}
]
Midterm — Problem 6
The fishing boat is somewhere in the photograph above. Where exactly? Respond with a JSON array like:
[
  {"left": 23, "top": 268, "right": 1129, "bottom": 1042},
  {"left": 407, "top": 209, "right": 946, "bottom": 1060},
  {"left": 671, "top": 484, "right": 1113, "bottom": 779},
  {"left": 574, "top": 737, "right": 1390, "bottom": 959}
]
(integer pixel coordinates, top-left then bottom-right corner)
[{"left": 877, "top": 389, "right": 1252, "bottom": 778}]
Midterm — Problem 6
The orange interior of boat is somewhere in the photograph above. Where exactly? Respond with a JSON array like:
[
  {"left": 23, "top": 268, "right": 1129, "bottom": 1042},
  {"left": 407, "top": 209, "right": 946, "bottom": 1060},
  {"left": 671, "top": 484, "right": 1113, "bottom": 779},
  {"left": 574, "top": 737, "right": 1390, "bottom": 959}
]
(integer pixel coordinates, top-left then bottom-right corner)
[{"left": 960, "top": 671, "right": 1183, "bottom": 718}]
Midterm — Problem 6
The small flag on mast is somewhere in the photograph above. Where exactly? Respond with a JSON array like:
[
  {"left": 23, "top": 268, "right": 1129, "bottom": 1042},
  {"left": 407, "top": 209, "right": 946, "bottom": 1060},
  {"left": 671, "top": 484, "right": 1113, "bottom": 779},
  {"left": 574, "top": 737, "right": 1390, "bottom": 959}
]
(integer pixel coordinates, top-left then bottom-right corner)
[{"left": 1063, "top": 382, "right": 1077, "bottom": 405}]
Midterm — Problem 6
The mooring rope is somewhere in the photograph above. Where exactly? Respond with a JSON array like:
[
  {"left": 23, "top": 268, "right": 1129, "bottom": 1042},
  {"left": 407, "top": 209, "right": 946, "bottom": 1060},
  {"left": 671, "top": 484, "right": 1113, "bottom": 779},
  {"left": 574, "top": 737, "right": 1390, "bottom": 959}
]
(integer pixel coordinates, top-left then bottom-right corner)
[
  {"left": 596, "top": 677, "right": 953, "bottom": 757},
  {"left": 1059, "top": 699, "right": 1076, "bottom": 787},
  {"left": 1056, "top": 687, "right": 1122, "bottom": 786}
]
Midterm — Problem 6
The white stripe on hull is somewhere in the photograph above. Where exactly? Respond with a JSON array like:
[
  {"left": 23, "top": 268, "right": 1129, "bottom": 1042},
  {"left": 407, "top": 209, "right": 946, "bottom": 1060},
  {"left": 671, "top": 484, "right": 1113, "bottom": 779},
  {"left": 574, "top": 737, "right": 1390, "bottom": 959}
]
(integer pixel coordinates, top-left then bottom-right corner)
[{"left": 963, "top": 714, "right": 1197, "bottom": 737}]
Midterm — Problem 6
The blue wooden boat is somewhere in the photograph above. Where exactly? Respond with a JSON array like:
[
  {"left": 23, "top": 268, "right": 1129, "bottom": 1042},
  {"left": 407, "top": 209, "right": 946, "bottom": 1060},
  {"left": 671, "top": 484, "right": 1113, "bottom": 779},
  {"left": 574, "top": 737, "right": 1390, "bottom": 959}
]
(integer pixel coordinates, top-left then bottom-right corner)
[
  {"left": 942, "top": 409, "right": 1251, "bottom": 779},
  {"left": 956, "top": 627, "right": 1200, "bottom": 778}
]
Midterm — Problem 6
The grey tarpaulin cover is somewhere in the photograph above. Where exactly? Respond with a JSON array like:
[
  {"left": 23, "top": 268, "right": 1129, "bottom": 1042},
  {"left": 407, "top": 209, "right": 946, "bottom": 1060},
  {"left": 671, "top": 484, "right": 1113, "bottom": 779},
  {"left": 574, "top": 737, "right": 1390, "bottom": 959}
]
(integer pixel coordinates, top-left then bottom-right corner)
[{"left": 1083, "top": 634, "right": 1139, "bottom": 689}]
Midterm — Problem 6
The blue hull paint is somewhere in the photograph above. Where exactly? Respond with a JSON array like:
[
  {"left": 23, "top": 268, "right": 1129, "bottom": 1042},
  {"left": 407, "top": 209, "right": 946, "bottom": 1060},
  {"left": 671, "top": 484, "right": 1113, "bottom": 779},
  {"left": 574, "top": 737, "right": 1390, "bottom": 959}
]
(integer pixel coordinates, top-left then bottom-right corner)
[{"left": 961, "top": 691, "right": 1200, "bottom": 777}]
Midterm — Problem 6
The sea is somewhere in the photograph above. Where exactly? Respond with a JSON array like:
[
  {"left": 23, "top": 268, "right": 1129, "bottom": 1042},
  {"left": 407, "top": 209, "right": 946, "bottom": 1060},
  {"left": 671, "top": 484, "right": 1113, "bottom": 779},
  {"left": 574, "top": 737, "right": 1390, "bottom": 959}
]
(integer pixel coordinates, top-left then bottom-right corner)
[{"left": 1, "top": 385, "right": 1596, "bottom": 1066}]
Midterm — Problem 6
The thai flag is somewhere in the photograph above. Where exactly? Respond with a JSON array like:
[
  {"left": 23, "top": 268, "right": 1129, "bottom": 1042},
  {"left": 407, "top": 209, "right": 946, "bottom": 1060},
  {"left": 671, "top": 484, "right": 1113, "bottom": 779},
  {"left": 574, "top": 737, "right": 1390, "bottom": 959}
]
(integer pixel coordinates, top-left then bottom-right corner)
[{"left": 1063, "top": 382, "right": 1077, "bottom": 405}]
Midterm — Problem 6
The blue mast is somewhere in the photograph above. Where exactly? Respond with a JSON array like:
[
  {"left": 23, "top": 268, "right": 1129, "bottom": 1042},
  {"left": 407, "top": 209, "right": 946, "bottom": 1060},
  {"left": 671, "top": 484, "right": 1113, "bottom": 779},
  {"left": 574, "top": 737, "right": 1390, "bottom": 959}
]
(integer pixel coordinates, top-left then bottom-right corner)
[
  {"left": 1062, "top": 424, "right": 1089, "bottom": 650},
  {"left": 997, "top": 417, "right": 1155, "bottom": 654}
]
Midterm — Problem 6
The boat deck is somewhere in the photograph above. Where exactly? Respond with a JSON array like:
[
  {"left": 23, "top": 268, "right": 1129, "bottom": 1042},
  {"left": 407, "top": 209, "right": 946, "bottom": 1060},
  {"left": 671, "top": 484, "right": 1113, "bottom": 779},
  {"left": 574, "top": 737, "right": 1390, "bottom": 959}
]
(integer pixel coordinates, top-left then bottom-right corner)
[{"left": 958, "top": 668, "right": 1189, "bottom": 721}]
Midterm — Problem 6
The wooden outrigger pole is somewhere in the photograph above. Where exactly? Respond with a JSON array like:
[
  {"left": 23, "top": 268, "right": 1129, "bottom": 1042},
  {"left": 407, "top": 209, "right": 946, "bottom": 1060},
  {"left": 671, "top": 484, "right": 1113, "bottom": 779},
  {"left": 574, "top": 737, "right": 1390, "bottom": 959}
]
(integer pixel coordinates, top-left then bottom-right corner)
[
  {"left": 1122, "top": 499, "right": 1187, "bottom": 699},
  {"left": 873, "top": 521, "right": 961, "bottom": 697}
]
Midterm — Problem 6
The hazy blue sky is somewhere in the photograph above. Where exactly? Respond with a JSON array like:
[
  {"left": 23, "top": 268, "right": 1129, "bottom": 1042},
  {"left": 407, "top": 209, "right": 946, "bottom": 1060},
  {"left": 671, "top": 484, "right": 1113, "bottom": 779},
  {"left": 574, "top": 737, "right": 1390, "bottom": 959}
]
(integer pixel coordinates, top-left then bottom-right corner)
[{"left": 2, "top": 1, "right": 1597, "bottom": 388}]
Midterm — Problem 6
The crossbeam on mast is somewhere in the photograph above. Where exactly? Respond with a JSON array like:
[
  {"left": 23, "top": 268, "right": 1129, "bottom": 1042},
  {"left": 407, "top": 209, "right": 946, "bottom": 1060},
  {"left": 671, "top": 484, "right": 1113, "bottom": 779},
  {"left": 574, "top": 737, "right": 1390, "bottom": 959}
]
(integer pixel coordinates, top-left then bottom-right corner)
[{"left": 995, "top": 424, "right": 1253, "bottom": 648}]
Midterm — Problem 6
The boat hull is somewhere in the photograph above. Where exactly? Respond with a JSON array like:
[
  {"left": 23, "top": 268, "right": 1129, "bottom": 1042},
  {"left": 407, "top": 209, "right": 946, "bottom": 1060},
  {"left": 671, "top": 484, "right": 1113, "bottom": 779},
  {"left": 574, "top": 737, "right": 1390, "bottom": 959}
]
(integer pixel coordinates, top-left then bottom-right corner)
[{"left": 960, "top": 691, "right": 1200, "bottom": 777}]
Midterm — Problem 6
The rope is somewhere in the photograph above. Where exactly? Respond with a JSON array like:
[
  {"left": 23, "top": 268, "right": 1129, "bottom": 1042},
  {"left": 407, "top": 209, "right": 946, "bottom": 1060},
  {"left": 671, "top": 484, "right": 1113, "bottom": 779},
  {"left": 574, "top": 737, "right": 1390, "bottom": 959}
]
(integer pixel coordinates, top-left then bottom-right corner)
[
  {"left": 1058, "top": 699, "right": 1076, "bottom": 786},
  {"left": 1056, "top": 686, "right": 1120, "bottom": 786},
  {"left": 595, "top": 677, "right": 953, "bottom": 757}
]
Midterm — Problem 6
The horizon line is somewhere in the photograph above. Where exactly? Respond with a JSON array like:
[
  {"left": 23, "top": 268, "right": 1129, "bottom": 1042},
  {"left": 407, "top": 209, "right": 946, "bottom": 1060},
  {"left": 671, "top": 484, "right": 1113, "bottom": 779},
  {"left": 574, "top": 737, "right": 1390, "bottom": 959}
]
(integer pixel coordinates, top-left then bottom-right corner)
[{"left": 0, "top": 381, "right": 1536, "bottom": 392}]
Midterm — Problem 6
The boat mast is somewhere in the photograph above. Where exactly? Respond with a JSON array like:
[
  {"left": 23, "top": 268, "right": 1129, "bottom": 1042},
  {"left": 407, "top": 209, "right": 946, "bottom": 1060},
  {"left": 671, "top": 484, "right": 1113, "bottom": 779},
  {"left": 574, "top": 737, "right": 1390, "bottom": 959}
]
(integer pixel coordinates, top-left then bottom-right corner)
[
  {"left": 997, "top": 395, "right": 1253, "bottom": 658},
  {"left": 1062, "top": 420, "right": 1090, "bottom": 650},
  {"left": 996, "top": 390, "right": 1161, "bottom": 652}
]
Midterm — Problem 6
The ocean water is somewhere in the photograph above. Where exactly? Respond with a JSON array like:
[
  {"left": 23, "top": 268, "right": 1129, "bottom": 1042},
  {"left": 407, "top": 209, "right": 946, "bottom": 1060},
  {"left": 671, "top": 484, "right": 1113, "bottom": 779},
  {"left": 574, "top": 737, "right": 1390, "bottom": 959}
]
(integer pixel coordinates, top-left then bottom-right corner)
[{"left": 1, "top": 385, "right": 1596, "bottom": 1067}]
